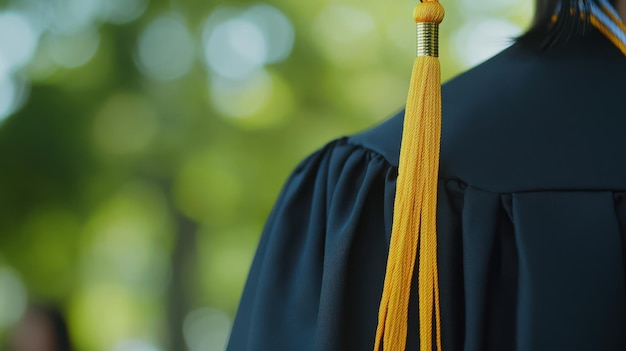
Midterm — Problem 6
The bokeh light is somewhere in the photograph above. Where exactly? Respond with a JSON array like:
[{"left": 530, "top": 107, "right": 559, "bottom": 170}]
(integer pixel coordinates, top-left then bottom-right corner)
[
  {"left": 209, "top": 70, "right": 295, "bottom": 128},
  {"left": 311, "top": 5, "right": 379, "bottom": 65},
  {"left": 0, "top": 267, "right": 27, "bottom": 328},
  {"left": 100, "top": 0, "right": 149, "bottom": 25},
  {"left": 69, "top": 284, "right": 138, "bottom": 350},
  {"left": 69, "top": 182, "right": 171, "bottom": 350},
  {"left": 205, "top": 19, "right": 267, "bottom": 80},
  {"left": 452, "top": 18, "right": 524, "bottom": 67},
  {"left": 0, "top": 74, "right": 29, "bottom": 123},
  {"left": 41, "top": 0, "right": 102, "bottom": 34},
  {"left": 136, "top": 13, "right": 195, "bottom": 81},
  {"left": 45, "top": 27, "right": 100, "bottom": 68},
  {"left": 210, "top": 71, "right": 273, "bottom": 118},
  {"left": 111, "top": 339, "right": 161, "bottom": 351},
  {"left": 242, "top": 4, "right": 295, "bottom": 64},
  {"left": 0, "top": 11, "right": 39, "bottom": 72},
  {"left": 183, "top": 308, "right": 231, "bottom": 351},
  {"left": 202, "top": 4, "right": 296, "bottom": 127},
  {"left": 92, "top": 93, "right": 158, "bottom": 158},
  {"left": 202, "top": 4, "right": 294, "bottom": 80}
]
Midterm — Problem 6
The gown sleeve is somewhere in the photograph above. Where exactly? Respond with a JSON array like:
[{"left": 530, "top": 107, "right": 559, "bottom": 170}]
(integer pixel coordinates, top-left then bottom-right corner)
[{"left": 226, "top": 137, "right": 398, "bottom": 351}]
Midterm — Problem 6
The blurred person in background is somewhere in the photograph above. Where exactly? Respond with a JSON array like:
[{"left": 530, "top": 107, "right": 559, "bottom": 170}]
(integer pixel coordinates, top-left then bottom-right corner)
[{"left": 7, "top": 304, "right": 73, "bottom": 351}]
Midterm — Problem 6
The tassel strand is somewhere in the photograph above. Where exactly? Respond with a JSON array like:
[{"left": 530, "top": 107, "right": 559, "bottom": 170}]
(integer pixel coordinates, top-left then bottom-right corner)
[{"left": 374, "top": 1, "right": 444, "bottom": 350}]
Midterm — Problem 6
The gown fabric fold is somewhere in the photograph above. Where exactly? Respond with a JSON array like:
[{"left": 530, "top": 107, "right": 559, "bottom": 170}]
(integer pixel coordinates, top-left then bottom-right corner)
[{"left": 227, "top": 28, "right": 626, "bottom": 350}]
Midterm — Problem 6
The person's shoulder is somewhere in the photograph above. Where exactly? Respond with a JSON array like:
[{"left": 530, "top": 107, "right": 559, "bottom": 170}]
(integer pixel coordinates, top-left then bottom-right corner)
[
  {"left": 442, "top": 40, "right": 543, "bottom": 115},
  {"left": 445, "top": 40, "right": 537, "bottom": 88},
  {"left": 346, "top": 31, "right": 626, "bottom": 192},
  {"left": 348, "top": 110, "right": 404, "bottom": 168}
]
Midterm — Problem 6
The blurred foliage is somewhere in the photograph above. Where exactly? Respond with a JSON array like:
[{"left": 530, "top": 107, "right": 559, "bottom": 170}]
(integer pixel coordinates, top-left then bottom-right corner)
[{"left": 0, "top": 0, "right": 531, "bottom": 350}]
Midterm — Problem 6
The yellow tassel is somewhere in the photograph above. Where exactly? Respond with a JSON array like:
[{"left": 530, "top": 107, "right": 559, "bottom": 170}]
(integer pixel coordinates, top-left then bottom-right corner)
[{"left": 374, "top": 1, "right": 444, "bottom": 350}]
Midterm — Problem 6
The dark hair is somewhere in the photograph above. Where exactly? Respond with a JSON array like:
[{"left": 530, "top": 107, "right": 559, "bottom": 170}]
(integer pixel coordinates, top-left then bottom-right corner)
[{"left": 519, "top": 0, "right": 594, "bottom": 47}]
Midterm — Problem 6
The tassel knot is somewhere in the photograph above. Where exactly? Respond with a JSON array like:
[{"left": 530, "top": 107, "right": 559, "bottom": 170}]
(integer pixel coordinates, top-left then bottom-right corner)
[{"left": 413, "top": 1, "right": 445, "bottom": 24}]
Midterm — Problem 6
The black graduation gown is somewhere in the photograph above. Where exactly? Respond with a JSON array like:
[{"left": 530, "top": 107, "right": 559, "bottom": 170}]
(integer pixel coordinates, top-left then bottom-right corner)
[{"left": 227, "top": 28, "right": 626, "bottom": 350}]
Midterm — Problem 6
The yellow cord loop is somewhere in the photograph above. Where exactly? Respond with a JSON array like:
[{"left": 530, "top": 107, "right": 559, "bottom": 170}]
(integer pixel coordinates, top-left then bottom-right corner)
[{"left": 374, "top": 1, "right": 444, "bottom": 350}]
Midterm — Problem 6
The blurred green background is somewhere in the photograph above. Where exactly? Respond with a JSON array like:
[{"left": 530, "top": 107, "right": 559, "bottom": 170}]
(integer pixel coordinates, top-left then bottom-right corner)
[{"left": 0, "top": 0, "right": 531, "bottom": 349}]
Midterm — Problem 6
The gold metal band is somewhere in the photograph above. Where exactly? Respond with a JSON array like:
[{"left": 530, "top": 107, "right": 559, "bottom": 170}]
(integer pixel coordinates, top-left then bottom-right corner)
[{"left": 416, "top": 23, "right": 439, "bottom": 57}]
